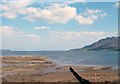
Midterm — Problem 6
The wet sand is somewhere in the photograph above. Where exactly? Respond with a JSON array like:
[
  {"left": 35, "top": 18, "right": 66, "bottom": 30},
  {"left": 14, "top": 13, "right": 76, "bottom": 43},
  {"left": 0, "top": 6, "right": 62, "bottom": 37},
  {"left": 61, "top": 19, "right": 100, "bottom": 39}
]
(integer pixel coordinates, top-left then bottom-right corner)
[{"left": 2, "top": 56, "right": 119, "bottom": 83}]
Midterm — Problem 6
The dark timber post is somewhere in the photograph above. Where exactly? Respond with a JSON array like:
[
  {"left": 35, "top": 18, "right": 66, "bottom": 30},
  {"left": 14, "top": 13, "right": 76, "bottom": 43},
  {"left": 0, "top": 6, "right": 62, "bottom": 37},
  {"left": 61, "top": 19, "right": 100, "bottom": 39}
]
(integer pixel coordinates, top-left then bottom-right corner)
[{"left": 69, "top": 67, "right": 90, "bottom": 84}]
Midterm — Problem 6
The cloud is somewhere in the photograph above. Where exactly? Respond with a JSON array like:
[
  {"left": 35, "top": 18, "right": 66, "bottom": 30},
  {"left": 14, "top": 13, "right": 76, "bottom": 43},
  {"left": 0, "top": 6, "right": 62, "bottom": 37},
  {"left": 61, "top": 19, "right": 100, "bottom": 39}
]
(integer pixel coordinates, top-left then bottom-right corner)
[
  {"left": 75, "top": 15, "right": 97, "bottom": 24},
  {"left": 18, "top": 7, "right": 38, "bottom": 14},
  {"left": 82, "top": 8, "right": 102, "bottom": 15},
  {"left": 0, "top": 26, "right": 23, "bottom": 37},
  {"left": 24, "top": 3, "right": 77, "bottom": 23},
  {"left": 66, "top": 0, "right": 86, "bottom": 4},
  {"left": 1, "top": 0, "right": 33, "bottom": 19},
  {"left": 1, "top": 26, "right": 117, "bottom": 50},
  {"left": 0, "top": 26, "right": 40, "bottom": 39},
  {"left": 34, "top": 26, "right": 50, "bottom": 30},
  {"left": 0, "top": 4, "right": 10, "bottom": 11},
  {"left": 26, "top": 34, "right": 40, "bottom": 38},
  {"left": 113, "top": 2, "right": 120, "bottom": 8},
  {"left": 1, "top": 2, "right": 106, "bottom": 24},
  {"left": 1, "top": 12, "right": 16, "bottom": 19},
  {"left": 24, "top": 5, "right": 106, "bottom": 24},
  {"left": 1, "top": 25, "right": 41, "bottom": 50},
  {"left": 42, "top": 31, "right": 117, "bottom": 50},
  {"left": 52, "top": 31, "right": 109, "bottom": 40},
  {"left": 1, "top": 0, "right": 32, "bottom": 11},
  {"left": 75, "top": 8, "right": 107, "bottom": 24},
  {"left": 23, "top": 4, "right": 106, "bottom": 24}
]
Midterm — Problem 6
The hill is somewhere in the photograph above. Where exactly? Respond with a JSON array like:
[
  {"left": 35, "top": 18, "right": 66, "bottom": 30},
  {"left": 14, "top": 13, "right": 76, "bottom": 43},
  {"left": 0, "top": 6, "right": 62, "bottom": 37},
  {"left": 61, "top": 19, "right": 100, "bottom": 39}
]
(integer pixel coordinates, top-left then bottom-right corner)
[{"left": 70, "top": 36, "right": 120, "bottom": 51}]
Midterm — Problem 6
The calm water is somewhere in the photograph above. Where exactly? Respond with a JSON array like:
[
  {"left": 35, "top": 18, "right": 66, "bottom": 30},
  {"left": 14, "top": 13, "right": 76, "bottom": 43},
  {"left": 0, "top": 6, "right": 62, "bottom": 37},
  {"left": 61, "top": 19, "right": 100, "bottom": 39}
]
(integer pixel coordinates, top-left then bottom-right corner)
[{"left": 2, "top": 51, "right": 118, "bottom": 67}]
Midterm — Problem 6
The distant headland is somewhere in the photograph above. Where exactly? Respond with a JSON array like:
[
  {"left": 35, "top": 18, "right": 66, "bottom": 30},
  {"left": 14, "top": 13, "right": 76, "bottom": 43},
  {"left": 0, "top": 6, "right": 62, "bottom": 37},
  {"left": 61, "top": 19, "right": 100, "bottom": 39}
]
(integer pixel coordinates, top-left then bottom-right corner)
[
  {"left": 0, "top": 50, "right": 11, "bottom": 52},
  {"left": 70, "top": 36, "right": 120, "bottom": 51}
]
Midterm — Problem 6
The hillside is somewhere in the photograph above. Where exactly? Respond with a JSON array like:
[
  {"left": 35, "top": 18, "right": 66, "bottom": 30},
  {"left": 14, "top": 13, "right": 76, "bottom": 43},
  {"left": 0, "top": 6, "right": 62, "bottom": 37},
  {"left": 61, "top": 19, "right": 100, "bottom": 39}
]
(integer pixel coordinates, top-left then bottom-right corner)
[{"left": 70, "top": 36, "right": 120, "bottom": 51}]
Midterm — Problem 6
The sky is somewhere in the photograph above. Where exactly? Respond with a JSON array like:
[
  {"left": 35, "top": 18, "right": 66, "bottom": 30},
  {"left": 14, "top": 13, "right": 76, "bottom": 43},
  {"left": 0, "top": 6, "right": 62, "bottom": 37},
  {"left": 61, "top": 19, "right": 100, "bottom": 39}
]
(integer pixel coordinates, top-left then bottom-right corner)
[{"left": 0, "top": 0, "right": 119, "bottom": 51}]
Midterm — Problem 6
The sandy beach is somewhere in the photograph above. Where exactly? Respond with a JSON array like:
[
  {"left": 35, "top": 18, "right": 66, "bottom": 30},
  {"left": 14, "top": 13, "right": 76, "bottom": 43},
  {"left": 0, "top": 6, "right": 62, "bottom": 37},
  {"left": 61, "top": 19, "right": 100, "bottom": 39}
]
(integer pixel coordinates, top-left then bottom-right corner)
[{"left": 2, "top": 56, "right": 119, "bottom": 83}]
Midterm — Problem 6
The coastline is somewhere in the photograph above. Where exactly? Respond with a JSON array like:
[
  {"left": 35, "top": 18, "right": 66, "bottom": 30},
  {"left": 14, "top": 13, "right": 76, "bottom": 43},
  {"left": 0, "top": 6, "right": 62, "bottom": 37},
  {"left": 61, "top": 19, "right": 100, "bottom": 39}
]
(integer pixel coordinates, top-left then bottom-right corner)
[{"left": 2, "top": 56, "right": 119, "bottom": 82}]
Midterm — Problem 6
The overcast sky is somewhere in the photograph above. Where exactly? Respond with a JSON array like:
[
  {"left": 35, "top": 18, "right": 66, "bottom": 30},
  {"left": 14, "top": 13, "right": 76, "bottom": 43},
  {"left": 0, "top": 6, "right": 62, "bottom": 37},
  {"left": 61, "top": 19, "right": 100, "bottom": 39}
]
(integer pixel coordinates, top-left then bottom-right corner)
[{"left": 0, "top": 0, "right": 119, "bottom": 51}]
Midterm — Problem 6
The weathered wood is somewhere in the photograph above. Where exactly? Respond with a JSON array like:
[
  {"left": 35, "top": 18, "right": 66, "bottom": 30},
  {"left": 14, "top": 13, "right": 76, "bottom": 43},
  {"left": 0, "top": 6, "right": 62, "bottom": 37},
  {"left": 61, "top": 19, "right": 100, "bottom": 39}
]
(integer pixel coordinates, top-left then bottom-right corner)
[{"left": 69, "top": 67, "right": 90, "bottom": 84}]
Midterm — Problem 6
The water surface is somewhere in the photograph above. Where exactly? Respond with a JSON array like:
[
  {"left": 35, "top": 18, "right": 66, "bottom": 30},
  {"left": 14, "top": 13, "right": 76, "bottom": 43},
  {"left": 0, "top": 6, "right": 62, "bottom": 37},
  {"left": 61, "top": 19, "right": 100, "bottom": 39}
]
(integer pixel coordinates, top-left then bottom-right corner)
[{"left": 2, "top": 51, "right": 118, "bottom": 67}]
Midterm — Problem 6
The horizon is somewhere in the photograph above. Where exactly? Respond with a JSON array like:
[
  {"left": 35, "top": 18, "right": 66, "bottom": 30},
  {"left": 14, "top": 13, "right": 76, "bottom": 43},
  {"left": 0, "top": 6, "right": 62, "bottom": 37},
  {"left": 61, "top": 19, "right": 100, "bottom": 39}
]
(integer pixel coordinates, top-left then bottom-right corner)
[
  {"left": 1, "top": 36, "right": 119, "bottom": 51},
  {"left": 1, "top": 0, "right": 118, "bottom": 51}
]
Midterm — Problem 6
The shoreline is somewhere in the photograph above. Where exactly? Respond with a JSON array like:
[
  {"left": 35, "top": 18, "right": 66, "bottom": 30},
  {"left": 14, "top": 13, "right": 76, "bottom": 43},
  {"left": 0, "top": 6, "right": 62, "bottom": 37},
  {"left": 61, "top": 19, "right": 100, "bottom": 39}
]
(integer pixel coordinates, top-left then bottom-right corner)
[{"left": 2, "top": 56, "right": 119, "bottom": 82}]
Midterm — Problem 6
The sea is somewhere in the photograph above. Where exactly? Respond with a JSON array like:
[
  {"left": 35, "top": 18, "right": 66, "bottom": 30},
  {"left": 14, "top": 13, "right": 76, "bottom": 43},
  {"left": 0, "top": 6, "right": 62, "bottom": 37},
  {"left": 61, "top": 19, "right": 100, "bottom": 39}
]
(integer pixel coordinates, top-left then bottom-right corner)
[{"left": 1, "top": 50, "right": 118, "bottom": 68}]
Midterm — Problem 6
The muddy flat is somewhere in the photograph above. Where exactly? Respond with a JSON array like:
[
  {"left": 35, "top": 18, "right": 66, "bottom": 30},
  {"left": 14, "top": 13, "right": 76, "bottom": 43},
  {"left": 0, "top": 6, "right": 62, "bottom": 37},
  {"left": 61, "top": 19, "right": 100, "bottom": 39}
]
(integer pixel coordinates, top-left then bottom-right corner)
[{"left": 2, "top": 56, "right": 119, "bottom": 83}]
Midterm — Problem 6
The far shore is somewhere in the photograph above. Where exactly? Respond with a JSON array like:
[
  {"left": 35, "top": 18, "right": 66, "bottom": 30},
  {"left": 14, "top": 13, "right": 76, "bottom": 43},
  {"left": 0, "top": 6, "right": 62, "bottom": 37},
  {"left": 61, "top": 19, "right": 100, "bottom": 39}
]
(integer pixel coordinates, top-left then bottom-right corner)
[{"left": 2, "top": 56, "right": 119, "bottom": 83}]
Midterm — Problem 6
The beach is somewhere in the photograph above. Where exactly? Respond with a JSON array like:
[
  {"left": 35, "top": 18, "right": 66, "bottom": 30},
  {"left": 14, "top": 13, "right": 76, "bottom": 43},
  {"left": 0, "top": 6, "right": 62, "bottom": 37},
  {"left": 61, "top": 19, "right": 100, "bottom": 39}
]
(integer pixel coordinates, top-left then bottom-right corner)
[{"left": 2, "top": 56, "right": 119, "bottom": 83}]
